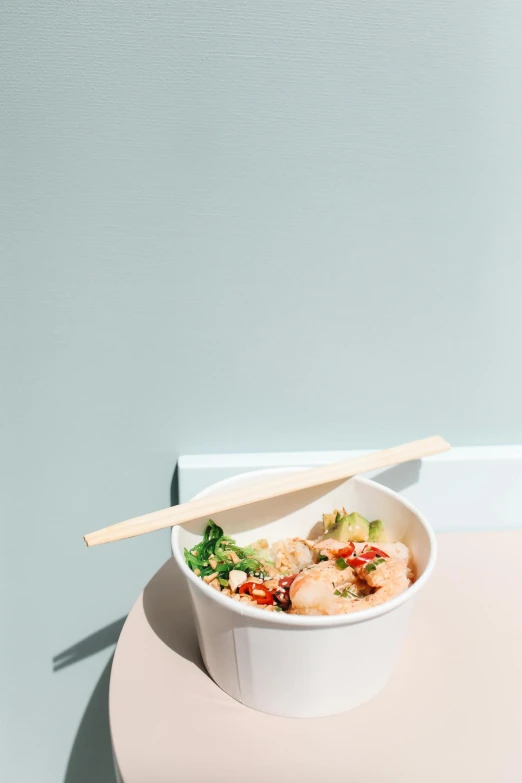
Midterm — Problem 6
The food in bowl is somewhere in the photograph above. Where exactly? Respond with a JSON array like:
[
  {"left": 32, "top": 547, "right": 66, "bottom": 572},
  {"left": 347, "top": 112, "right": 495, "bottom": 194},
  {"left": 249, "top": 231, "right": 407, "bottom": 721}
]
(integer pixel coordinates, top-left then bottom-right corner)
[{"left": 184, "top": 509, "right": 415, "bottom": 616}]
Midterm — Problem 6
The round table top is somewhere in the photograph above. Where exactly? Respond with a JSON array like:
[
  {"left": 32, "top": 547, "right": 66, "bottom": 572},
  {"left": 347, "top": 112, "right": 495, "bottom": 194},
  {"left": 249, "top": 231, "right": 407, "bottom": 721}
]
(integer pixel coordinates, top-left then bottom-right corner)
[{"left": 110, "top": 530, "right": 522, "bottom": 783}]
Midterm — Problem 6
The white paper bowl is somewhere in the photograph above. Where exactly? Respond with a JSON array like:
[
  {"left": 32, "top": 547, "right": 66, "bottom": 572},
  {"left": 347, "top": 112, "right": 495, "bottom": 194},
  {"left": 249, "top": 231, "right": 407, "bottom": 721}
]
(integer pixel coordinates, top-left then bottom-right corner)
[{"left": 171, "top": 468, "right": 436, "bottom": 718}]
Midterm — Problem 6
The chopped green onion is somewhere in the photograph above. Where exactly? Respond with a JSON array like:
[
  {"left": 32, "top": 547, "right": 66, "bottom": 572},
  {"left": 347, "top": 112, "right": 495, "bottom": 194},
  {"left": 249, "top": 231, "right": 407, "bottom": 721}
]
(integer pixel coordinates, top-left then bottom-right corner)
[
  {"left": 336, "top": 558, "right": 348, "bottom": 570},
  {"left": 365, "top": 557, "right": 385, "bottom": 573},
  {"left": 334, "top": 586, "right": 358, "bottom": 599}
]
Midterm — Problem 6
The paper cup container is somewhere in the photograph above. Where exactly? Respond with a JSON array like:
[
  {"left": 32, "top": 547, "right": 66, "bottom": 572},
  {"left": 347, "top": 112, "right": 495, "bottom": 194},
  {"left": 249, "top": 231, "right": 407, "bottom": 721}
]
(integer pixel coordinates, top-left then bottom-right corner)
[{"left": 171, "top": 468, "right": 436, "bottom": 718}]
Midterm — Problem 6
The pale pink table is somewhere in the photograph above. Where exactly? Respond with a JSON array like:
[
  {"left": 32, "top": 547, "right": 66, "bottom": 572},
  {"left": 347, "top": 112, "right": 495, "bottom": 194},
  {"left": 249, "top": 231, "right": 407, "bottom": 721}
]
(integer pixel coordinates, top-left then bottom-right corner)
[{"left": 110, "top": 531, "right": 522, "bottom": 783}]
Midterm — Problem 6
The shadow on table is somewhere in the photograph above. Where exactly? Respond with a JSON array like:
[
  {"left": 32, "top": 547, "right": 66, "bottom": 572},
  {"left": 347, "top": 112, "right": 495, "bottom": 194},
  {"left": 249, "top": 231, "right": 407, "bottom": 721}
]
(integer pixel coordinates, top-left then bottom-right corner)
[
  {"left": 53, "top": 463, "right": 184, "bottom": 782},
  {"left": 53, "top": 618, "right": 126, "bottom": 782},
  {"left": 53, "top": 618, "right": 126, "bottom": 672},
  {"left": 63, "top": 656, "right": 118, "bottom": 783},
  {"left": 138, "top": 461, "right": 205, "bottom": 672},
  {"left": 142, "top": 557, "right": 206, "bottom": 673}
]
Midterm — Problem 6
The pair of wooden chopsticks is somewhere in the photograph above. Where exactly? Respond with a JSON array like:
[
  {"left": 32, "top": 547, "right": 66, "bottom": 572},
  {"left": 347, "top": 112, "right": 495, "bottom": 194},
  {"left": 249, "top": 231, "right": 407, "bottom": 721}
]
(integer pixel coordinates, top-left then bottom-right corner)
[{"left": 84, "top": 435, "right": 450, "bottom": 547}]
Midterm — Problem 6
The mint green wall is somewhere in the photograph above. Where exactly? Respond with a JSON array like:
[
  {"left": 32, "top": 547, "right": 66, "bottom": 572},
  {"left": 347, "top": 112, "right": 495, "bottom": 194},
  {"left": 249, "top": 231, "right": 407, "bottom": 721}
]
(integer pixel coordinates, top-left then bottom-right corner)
[{"left": 2, "top": 1, "right": 522, "bottom": 780}]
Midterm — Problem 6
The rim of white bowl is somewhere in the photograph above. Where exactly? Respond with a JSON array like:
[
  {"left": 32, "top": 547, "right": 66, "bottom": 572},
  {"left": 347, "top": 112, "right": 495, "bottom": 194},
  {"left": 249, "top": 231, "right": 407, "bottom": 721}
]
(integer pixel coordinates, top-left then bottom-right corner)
[{"left": 171, "top": 468, "right": 437, "bottom": 628}]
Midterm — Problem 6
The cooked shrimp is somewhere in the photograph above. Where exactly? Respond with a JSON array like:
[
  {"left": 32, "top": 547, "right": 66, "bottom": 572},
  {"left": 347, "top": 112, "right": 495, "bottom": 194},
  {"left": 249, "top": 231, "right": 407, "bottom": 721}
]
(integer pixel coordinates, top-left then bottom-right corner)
[
  {"left": 289, "top": 560, "right": 363, "bottom": 615},
  {"left": 311, "top": 538, "right": 350, "bottom": 558},
  {"left": 376, "top": 542, "right": 410, "bottom": 562},
  {"left": 357, "top": 557, "right": 409, "bottom": 589},
  {"left": 375, "top": 542, "right": 415, "bottom": 580},
  {"left": 290, "top": 555, "right": 410, "bottom": 616}
]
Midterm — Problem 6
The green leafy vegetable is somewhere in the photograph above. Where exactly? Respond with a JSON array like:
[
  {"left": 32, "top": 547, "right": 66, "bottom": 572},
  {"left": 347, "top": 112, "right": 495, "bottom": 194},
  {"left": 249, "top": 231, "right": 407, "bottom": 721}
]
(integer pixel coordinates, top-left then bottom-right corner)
[
  {"left": 335, "top": 557, "right": 348, "bottom": 570},
  {"left": 184, "top": 520, "right": 267, "bottom": 582},
  {"left": 317, "top": 553, "right": 328, "bottom": 563}
]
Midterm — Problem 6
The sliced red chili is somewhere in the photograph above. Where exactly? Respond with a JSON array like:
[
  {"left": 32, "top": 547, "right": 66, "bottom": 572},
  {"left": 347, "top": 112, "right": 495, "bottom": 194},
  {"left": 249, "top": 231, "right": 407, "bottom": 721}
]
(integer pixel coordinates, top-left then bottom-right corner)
[
  {"left": 346, "top": 556, "right": 367, "bottom": 568},
  {"left": 366, "top": 546, "right": 389, "bottom": 559},
  {"left": 347, "top": 547, "right": 388, "bottom": 567},
  {"left": 238, "top": 581, "right": 274, "bottom": 605},
  {"left": 336, "top": 543, "right": 355, "bottom": 558}
]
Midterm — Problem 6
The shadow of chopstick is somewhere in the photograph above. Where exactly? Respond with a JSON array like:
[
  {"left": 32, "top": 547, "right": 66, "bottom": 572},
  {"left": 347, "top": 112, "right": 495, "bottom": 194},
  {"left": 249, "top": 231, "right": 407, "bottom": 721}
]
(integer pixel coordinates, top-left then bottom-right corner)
[{"left": 52, "top": 617, "right": 127, "bottom": 672}]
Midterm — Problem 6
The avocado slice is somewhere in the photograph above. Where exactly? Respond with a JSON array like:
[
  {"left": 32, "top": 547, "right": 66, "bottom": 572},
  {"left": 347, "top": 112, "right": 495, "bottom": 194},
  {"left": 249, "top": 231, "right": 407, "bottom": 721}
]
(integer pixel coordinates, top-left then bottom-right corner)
[
  {"left": 369, "top": 519, "right": 385, "bottom": 542},
  {"left": 322, "top": 513, "right": 336, "bottom": 533},
  {"left": 322, "top": 512, "right": 370, "bottom": 543}
]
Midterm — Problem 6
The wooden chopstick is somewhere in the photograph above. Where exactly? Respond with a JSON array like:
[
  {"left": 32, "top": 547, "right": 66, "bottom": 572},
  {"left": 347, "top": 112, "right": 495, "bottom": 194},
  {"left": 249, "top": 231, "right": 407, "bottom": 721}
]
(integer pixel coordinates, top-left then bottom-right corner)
[{"left": 84, "top": 436, "right": 450, "bottom": 547}]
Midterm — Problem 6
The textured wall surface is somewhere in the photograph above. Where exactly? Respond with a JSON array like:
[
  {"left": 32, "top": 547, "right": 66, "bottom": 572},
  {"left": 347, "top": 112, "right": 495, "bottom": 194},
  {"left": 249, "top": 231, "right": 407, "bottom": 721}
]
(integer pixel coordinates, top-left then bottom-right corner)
[{"left": 1, "top": 1, "right": 522, "bottom": 781}]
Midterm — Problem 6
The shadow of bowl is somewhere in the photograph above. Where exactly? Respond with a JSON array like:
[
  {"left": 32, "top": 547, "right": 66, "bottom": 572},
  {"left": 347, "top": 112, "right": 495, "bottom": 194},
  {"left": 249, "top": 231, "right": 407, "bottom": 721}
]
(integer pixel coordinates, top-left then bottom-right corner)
[
  {"left": 142, "top": 557, "right": 206, "bottom": 673},
  {"left": 64, "top": 657, "right": 117, "bottom": 783}
]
